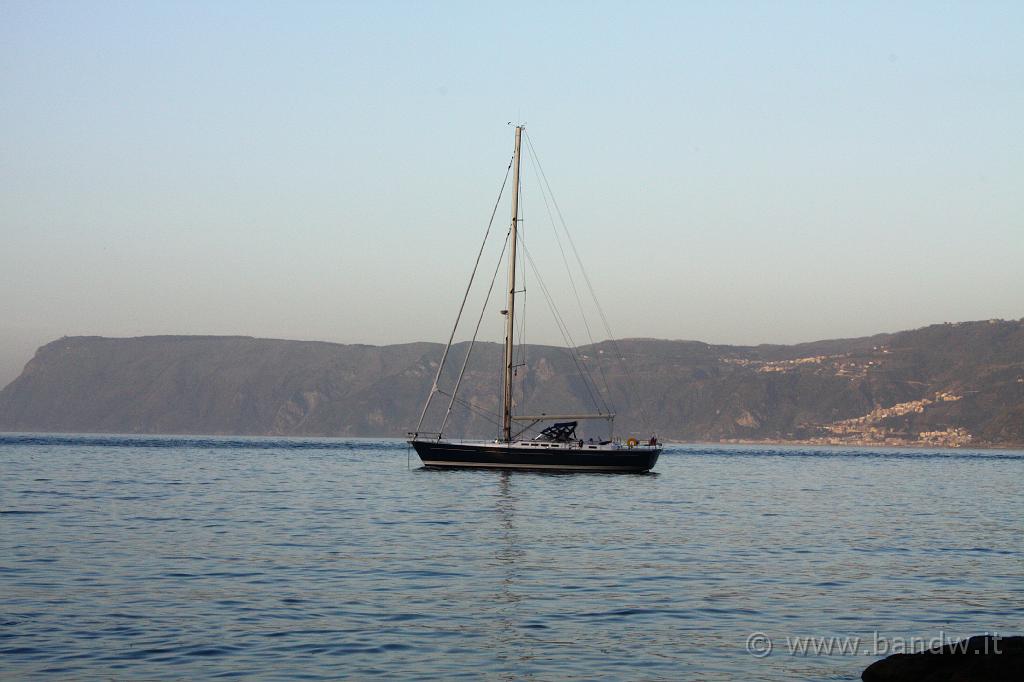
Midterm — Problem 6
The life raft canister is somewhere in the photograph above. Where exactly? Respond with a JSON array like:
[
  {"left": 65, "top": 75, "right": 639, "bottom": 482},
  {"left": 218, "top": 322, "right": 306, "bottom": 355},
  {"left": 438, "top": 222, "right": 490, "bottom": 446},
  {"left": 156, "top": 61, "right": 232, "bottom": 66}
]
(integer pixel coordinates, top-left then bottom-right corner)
[{"left": 626, "top": 437, "right": 639, "bottom": 447}]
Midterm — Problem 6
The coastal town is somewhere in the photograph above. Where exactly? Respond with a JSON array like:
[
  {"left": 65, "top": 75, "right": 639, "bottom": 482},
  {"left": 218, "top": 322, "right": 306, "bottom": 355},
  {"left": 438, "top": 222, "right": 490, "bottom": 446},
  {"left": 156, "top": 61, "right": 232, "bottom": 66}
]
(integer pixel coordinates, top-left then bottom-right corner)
[{"left": 718, "top": 347, "right": 979, "bottom": 447}]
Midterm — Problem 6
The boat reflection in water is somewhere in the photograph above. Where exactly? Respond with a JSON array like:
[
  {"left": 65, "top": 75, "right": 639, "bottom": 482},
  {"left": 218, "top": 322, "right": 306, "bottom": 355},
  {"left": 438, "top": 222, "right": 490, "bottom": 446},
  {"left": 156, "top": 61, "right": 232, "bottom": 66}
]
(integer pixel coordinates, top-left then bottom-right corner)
[{"left": 491, "top": 472, "right": 531, "bottom": 669}]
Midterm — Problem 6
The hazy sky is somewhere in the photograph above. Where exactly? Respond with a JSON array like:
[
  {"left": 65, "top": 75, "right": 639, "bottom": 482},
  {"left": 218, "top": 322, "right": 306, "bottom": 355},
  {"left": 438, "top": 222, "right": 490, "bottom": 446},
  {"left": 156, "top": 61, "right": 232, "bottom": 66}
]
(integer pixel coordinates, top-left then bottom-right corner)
[{"left": 2, "top": 1, "right": 1022, "bottom": 385}]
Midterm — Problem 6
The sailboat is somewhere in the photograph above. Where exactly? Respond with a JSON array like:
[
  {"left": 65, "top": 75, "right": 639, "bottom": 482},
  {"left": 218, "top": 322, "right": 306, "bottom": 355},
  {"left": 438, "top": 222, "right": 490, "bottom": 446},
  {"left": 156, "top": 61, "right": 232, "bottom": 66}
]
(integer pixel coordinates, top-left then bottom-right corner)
[{"left": 408, "top": 125, "right": 661, "bottom": 473}]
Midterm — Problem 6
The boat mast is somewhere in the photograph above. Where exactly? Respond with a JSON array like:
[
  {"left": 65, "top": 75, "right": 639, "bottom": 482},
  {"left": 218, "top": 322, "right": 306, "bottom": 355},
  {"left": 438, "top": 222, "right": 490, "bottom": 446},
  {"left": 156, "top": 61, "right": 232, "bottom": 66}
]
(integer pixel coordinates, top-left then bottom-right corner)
[{"left": 501, "top": 125, "right": 523, "bottom": 442}]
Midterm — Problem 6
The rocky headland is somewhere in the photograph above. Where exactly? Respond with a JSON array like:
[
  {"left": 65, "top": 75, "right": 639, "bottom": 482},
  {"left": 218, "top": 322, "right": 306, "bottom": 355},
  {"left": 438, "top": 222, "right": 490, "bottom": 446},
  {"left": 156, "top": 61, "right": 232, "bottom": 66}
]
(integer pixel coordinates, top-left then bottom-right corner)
[{"left": 1, "top": 319, "right": 1022, "bottom": 445}]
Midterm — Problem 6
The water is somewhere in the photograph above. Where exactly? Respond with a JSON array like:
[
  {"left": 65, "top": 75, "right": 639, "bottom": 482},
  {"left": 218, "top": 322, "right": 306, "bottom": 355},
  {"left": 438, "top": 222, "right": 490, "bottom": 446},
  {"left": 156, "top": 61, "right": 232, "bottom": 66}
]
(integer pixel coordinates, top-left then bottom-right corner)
[{"left": 2, "top": 434, "right": 1022, "bottom": 680}]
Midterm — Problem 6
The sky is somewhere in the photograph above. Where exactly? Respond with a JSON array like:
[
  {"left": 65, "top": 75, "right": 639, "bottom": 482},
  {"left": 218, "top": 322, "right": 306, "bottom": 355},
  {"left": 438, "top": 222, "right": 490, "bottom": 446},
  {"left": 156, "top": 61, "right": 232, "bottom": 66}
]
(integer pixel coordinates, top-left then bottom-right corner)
[{"left": 1, "top": 1, "right": 1022, "bottom": 385}]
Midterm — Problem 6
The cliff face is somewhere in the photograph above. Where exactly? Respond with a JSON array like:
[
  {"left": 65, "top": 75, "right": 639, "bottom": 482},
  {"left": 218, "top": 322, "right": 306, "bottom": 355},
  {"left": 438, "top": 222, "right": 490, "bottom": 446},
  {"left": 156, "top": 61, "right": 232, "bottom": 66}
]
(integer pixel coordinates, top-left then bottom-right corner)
[{"left": 1, "top": 320, "right": 1022, "bottom": 446}]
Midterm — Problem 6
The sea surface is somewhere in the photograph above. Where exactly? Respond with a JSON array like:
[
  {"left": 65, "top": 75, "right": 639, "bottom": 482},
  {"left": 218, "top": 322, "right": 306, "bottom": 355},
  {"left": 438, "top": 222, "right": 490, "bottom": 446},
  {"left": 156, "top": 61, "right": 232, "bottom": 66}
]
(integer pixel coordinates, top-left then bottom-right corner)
[{"left": 1, "top": 434, "right": 1022, "bottom": 680}]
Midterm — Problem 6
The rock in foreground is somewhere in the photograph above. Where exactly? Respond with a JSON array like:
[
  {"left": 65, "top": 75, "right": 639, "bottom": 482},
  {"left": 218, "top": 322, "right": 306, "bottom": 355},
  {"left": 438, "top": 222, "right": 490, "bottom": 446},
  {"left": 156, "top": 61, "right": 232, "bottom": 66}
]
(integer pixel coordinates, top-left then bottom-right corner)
[{"left": 862, "top": 635, "right": 1023, "bottom": 681}]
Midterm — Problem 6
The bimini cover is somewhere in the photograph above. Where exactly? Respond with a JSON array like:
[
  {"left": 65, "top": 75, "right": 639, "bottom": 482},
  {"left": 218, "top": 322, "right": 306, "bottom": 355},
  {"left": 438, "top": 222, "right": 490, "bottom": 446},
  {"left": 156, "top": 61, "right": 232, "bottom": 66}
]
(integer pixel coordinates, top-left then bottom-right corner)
[{"left": 535, "top": 421, "right": 578, "bottom": 442}]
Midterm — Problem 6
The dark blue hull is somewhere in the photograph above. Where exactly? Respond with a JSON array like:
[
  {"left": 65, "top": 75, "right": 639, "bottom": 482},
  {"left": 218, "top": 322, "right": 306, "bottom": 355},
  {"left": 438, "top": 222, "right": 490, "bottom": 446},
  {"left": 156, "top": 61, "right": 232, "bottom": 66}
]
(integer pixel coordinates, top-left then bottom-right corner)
[{"left": 409, "top": 440, "right": 660, "bottom": 473}]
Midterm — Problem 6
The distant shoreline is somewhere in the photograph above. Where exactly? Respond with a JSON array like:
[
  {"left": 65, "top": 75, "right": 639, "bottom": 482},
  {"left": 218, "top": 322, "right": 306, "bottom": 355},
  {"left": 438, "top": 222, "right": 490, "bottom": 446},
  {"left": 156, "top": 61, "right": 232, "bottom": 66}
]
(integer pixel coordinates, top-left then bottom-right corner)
[
  {"left": 3, "top": 430, "right": 1022, "bottom": 452},
  {"left": 3, "top": 324, "right": 1022, "bottom": 447},
  {"left": 671, "top": 438, "right": 1024, "bottom": 451}
]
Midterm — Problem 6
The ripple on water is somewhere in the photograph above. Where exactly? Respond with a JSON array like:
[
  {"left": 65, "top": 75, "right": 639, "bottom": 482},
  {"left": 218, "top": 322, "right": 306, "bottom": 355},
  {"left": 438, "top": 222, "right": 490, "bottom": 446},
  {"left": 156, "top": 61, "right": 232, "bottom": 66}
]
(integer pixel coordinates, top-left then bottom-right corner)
[{"left": 0, "top": 435, "right": 1021, "bottom": 680}]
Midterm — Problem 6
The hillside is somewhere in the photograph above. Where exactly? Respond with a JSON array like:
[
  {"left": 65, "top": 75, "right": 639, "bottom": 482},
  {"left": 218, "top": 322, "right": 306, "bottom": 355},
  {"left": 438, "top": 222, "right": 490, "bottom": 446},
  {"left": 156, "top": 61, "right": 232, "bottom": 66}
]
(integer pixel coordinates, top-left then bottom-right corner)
[{"left": 1, "top": 320, "right": 1022, "bottom": 446}]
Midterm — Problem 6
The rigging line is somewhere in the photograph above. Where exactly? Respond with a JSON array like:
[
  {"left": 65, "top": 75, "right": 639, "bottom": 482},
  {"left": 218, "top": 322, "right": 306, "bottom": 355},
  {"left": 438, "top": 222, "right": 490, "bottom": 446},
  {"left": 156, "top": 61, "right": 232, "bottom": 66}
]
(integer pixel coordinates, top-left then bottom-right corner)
[
  {"left": 436, "top": 388, "right": 501, "bottom": 420},
  {"left": 451, "top": 398, "right": 502, "bottom": 428},
  {"left": 518, "top": 150, "right": 610, "bottom": 418},
  {"left": 519, "top": 236, "right": 608, "bottom": 415},
  {"left": 517, "top": 235, "right": 582, "bottom": 368},
  {"left": 514, "top": 178, "right": 528, "bottom": 413},
  {"left": 524, "top": 135, "right": 615, "bottom": 411},
  {"left": 527, "top": 134, "right": 649, "bottom": 428},
  {"left": 438, "top": 231, "right": 510, "bottom": 437},
  {"left": 511, "top": 147, "right": 528, "bottom": 422},
  {"left": 436, "top": 389, "right": 503, "bottom": 427},
  {"left": 516, "top": 282, "right": 528, "bottom": 413},
  {"left": 414, "top": 154, "right": 514, "bottom": 434},
  {"left": 524, "top": 132, "right": 653, "bottom": 430},
  {"left": 520, "top": 236, "right": 607, "bottom": 415}
]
